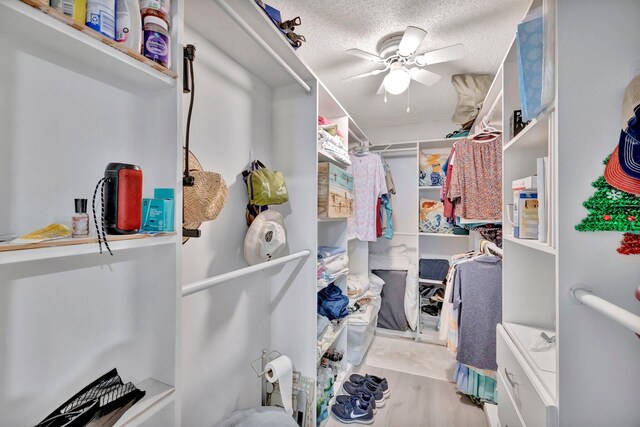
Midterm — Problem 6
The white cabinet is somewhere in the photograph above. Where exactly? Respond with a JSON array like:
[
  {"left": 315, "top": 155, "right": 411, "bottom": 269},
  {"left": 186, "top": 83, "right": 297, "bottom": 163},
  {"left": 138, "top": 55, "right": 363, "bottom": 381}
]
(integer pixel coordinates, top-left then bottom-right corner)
[
  {"left": 483, "top": 0, "right": 640, "bottom": 425},
  {"left": 497, "top": 326, "right": 557, "bottom": 427}
]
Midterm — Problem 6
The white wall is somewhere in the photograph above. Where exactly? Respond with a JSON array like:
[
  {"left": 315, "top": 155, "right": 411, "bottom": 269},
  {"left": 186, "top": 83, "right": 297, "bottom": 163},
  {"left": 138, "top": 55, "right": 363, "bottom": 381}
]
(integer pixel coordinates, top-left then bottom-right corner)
[
  {"left": 556, "top": 1, "right": 640, "bottom": 425},
  {"left": 365, "top": 119, "right": 458, "bottom": 145},
  {"left": 180, "top": 26, "right": 274, "bottom": 426}
]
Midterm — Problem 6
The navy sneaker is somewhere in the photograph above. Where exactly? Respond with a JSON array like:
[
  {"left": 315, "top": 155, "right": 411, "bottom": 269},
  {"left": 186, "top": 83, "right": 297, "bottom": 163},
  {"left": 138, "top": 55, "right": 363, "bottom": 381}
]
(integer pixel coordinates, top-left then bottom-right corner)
[
  {"left": 331, "top": 397, "right": 374, "bottom": 424},
  {"left": 335, "top": 391, "right": 377, "bottom": 414},
  {"left": 349, "top": 373, "right": 390, "bottom": 397},
  {"left": 343, "top": 380, "right": 385, "bottom": 407}
]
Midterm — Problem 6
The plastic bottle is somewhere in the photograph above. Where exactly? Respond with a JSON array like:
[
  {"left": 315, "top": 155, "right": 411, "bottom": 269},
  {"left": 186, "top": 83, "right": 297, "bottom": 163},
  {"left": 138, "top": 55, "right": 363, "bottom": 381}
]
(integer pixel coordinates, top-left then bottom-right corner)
[
  {"left": 86, "top": 0, "right": 116, "bottom": 39},
  {"left": 140, "top": 0, "right": 170, "bottom": 24},
  {"left": 50, "top": 0, "right": 86, "bottom": 25},
  {"left": 143, "top": 16, "right": 170, "bottom": 68},
  {"left": 115, "top": 0, "right": 142, "bottom": 51}
]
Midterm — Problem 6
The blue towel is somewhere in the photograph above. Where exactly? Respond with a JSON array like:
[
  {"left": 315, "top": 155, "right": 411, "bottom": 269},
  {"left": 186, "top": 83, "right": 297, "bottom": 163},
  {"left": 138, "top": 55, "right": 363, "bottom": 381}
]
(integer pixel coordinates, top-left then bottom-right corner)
[
  {"left": 317, "top": 246, "right": 346, "bottom": 260},
  {"left": 317, "top": 283, "right": 349, "bottom": 320}
]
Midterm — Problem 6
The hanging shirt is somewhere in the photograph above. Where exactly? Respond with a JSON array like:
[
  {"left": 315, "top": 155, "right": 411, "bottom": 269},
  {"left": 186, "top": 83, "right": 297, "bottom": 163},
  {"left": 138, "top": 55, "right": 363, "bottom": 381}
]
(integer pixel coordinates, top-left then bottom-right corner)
[
  {"left": 448, "top": 135, "right": 502, "bottom": 221},
  {"left": 452, "top": 255, "right": 502, "bottom": 371},
  {"left": 381, "top": 194, "right": 393, "bottom": 239},
  {"left": 348, "top": 153, "right": 388, "bottom": 241}
]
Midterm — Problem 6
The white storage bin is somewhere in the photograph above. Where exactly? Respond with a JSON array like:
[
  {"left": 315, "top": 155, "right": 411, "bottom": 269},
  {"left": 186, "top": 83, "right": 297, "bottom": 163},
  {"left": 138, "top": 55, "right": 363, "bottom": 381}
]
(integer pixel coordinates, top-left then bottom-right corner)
[{"left": 347, "top": 314, "right": 378, "bottom": 366}]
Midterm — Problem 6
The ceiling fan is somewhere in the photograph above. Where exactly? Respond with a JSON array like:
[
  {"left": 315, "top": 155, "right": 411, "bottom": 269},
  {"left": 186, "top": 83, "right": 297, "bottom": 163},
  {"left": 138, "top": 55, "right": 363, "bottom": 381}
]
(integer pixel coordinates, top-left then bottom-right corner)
[{"left": 345, "top": 26, "right": 464, "bottom": 96}]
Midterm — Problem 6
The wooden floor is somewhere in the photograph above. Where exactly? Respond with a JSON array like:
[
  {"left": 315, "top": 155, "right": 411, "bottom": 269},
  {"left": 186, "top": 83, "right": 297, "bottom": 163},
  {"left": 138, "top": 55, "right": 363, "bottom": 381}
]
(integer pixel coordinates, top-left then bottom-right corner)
[{"left": 325, "top": 363, "right": 487, "bottom": 427}]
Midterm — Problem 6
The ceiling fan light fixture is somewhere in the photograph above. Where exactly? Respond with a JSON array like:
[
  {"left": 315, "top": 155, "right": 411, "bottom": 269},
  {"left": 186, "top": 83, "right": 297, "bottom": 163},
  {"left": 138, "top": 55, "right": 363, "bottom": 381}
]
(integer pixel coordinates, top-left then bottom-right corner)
[{"left": 384, "top": 68, "right": 411, "bottom": 95}]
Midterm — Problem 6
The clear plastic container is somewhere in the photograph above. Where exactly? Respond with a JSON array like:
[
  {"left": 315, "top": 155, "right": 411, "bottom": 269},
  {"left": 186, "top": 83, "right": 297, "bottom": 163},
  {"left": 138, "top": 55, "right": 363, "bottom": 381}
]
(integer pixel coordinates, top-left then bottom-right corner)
[
  {"left": 143, "top": 16, "right": 170, "bottom": 68},
  {"left": 140, "top": 0, "right": 171, "bottom": 24}
]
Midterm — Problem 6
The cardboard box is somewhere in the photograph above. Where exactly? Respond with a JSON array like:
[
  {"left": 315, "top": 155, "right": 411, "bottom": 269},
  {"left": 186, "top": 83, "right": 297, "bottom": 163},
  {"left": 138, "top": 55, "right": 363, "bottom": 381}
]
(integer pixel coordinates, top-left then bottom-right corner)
[{"left": 318, "top": 162, "right": 353, "bottom": 218}]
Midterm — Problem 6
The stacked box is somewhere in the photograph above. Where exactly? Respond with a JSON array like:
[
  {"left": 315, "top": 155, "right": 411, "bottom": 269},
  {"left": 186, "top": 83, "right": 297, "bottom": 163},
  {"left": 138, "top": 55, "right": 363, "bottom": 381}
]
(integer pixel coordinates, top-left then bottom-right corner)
[{"left": 318, "top": 162, "right": 353, "bottom": 218}]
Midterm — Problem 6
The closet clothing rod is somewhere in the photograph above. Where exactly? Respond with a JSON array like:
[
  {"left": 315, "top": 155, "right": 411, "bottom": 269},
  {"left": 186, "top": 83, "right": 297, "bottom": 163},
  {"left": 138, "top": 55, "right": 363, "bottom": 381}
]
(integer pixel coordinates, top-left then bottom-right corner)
[
  {"left": 371, "top": 147, "right": 416, "bottom": 153},
  {"left": 572, "top": 287, "right": 640, "bottom": 335},
  {"left": 182, "top": 250, "right": 312, "bottom": 297},
  {"left": 216, "top": 0, "right": 312, "bottom": 94}
]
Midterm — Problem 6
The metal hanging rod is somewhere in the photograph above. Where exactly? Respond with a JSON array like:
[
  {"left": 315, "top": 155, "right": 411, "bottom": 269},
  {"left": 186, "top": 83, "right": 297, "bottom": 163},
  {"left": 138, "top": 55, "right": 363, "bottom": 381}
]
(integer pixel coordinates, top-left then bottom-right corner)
[
  {"left": 216, "top": 0, "right": 312, "bottom": 94},
  {"left": 370, "top": 145, "right": 416, "bottom": 154},
  {"left": 182, "top": 249, "right": 311, "bottom": 297},
  {"left": 571, "top": 287, "right": 640, "bottom": 335}
]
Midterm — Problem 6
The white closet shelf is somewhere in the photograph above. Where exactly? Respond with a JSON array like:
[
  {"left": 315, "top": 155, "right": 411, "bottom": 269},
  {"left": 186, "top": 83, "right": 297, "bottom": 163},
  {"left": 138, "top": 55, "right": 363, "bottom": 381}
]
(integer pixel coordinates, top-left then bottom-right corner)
[
  {"left": 419, "top": 186, "right": 442, "bottom": 190},
  {"left": 418, "top": 278, "right": 444, "bottom": 285},
  {"left": 502, "top": 113, "right": 550, "bottom": 153},
  {"left": 419, "top": 232, "right": 469, "bottom": 238},
  {"left": 502, "top": 322, "right": 557, "bottom": 401},
  {"left": 114, "top": 378, "right": 175, "bottom": 427},
  {"left": 503, "top": 234, "right": 556, "bottom": 255},
  {"left": 317, "top": 217, "right": 348, "bottom": 222},
  {"left": 318, "top": 150, "right": 350, "bottom": 169},
  {"left": 394, "top": 231, "right": 417, "bottom": 236},
  {"left": 317, "top": 321, "right": 347, "bottom": 365},
  {"left": 181, "top": 249, "right": 311, "bottom": 297},
  {"left": 2, "top": 1, "right": 177, "bottom": 91},
  {"left": 0, "top": 233, "right": 177, "bottom": 265},
  {"left": 317, "top": 269, "right": 349, "bottom": 291}
]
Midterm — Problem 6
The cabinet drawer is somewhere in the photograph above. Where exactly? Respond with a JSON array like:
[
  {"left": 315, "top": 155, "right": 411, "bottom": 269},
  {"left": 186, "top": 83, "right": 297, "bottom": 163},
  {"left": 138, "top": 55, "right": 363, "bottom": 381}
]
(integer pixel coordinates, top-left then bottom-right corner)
[
  {"left": 497, "top": 325, "right": 557, "bottom": 427},
  {"left": 497, "top": 370, "right": 525, "bottom": 427}
]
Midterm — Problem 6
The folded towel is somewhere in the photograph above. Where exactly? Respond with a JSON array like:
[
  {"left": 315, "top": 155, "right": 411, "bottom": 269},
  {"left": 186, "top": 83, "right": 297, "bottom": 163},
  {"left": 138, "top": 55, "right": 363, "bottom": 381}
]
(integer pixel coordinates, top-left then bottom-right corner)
[
  {"left": 318, "top": 246, "right": 346, "bottom": 259},
  {"left": 320, "top": 253, "right": 348, "bottom": 275}
]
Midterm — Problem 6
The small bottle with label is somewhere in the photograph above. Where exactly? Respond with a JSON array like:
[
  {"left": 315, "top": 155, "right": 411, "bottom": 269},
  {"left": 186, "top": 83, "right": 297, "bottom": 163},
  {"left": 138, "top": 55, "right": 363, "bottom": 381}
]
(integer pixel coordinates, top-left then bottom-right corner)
[
  {"left": 72, "top": 199, "right": 90, "bottom": 238},
  {"left": 143, "top": 16, "right": 170, "bottom": 68}
]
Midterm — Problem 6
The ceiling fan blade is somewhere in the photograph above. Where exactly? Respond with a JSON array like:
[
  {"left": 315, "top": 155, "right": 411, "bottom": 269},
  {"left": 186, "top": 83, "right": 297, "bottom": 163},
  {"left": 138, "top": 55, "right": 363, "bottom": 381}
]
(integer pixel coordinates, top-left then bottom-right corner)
[
  {"left": 397, "top": 26, "right": 427, "bottom": 57},
  {"left": 376, "top": 80, "right": 386, "bottom": 95},
  {"left": 344, "top": 69, "right": 385, "bottom": 80},
  {"left": 415, "top": 43, "right": 464, "bottom": 66},
  {"left": 409, "top": 68, "right": 442, "bottom": 86},
  {"left": 345, "top": 48, "right": 384, "bottom": 63}
]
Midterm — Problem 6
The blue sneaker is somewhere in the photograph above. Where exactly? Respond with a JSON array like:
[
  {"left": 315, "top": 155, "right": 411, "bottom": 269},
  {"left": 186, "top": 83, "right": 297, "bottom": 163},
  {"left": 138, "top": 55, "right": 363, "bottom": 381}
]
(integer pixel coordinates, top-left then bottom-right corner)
[
  {"left": 331, "top": 397, "right": 374, "bottom": 424},
  {"left": 335, "top": 392, "right": 377, "bottom": 414},
  {"left": 349, "top": 373, "right": 390, "bottom": 397},
  {"left": 343, "top": 380, "right": 385, "bottom": 407}
]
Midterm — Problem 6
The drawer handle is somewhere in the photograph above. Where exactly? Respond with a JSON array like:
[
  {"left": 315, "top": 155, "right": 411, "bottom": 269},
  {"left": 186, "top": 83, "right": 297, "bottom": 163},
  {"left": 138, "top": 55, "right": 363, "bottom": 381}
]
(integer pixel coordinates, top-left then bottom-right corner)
[{"left": 504, "top": 368, "right": 517, "bottom": 388}]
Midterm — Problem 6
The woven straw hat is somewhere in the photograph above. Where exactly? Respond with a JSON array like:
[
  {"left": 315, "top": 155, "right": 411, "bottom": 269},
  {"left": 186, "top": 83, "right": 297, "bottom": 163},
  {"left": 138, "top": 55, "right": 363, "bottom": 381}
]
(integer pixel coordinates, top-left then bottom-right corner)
[{"left": 183, "top": 151, "right": 229, "bottom": 241}]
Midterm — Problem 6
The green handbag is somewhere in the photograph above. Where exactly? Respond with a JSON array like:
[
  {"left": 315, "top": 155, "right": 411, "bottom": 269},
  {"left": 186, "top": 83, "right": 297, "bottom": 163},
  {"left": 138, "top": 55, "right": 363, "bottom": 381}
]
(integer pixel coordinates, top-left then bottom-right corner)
[{"left": 244, "top": 160, "right": 289, "bottom": 206}]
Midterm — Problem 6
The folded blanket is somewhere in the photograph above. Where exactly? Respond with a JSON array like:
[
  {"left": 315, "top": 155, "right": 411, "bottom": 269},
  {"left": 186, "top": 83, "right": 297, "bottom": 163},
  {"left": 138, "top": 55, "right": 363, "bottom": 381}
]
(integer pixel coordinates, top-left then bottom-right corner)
[
  {"left": 347, "top": 274, "right": 370, "bottom": 299},
  {"left": 318, "top": 246, "right": 346, "bottom": 259},
  {"left": 317, "top": 314, "right": 330, "bottom": 338},
  {"left": 348, "top": 296, "right": 381, "bottom": 325},
  {"left": 320, "top": 253, "right": 348, "bottom": 275}
]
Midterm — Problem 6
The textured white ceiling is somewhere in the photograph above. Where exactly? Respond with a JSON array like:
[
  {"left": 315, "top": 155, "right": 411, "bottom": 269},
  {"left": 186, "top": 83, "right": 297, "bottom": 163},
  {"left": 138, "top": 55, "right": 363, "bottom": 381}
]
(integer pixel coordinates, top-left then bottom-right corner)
[{"left": 267, "top": 0, "right": 528, "bottom": 130}]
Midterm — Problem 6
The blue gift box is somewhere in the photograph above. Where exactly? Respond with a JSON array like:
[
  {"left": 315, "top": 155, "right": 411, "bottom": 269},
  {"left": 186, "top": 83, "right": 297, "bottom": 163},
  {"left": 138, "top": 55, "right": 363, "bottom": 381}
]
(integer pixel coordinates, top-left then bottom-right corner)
[{"left": 516, "top": 14, "right": 544, "bottom": 122}]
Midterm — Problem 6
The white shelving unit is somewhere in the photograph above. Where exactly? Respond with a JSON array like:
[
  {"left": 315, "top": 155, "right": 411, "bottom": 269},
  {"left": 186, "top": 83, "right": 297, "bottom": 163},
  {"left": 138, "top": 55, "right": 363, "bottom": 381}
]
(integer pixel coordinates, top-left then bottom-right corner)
[
  {"left": 0, "top": 0, "right": 182, "bottom": 424},
  {"left": 316, "top": 83, "right": 361, "bottom": 427},
  {"left": 368, "top": 137, "right": 470, "bottom": 345},
  {"left": 478, "top": 1, "right": 640, "bottom": 426}
]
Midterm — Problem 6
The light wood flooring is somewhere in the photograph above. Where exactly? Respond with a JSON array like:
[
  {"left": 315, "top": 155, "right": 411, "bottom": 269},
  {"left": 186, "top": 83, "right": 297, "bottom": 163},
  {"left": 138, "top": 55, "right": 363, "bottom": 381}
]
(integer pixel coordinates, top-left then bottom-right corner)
[{"left": 325, "top": 338, "right": 487, "bottom": 427}]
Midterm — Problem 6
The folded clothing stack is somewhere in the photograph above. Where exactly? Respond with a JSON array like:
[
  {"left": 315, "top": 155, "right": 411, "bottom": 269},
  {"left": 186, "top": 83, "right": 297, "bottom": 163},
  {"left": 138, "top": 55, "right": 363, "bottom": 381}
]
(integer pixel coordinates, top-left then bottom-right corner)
[
  {"left": 419, "top": 258, "right": 450, "bottom": 281},
  {"left": 317, "top": 251, "right": 348, "bottom": 288},
  {"left": 318, "top": 245, "right": 345, "bottom": 260},
  {"left": 318, "top": 127, "right": 351, "bottom": 166},
  {"left": 318, "top": 283, "right": 349, "bottom": 320}
]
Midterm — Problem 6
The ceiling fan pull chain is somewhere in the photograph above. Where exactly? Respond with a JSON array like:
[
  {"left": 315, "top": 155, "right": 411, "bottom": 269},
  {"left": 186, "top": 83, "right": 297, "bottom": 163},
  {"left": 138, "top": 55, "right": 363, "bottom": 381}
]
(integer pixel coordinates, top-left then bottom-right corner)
[
  {"left": 406, "top": 84, "right": 411, "bottom": 114},
  {"left": 384, "top": 87, "right": 388, "bottom": 103}
]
